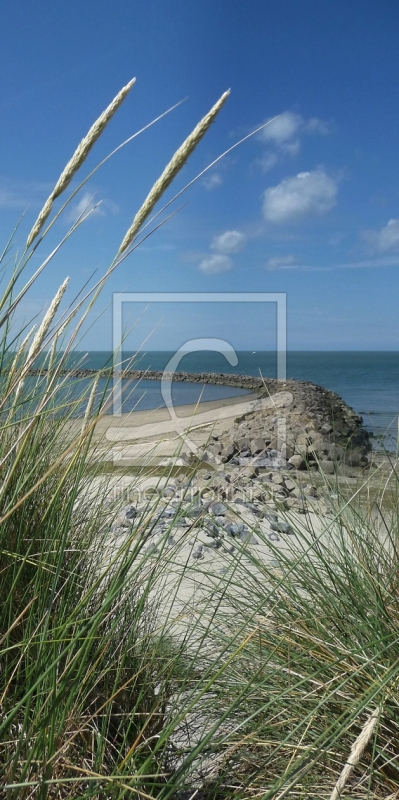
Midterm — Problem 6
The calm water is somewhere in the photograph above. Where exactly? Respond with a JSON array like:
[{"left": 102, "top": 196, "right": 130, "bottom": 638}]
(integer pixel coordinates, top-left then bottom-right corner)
[{"left": 44, "top": 351, "right": 399, "bottom": 449}]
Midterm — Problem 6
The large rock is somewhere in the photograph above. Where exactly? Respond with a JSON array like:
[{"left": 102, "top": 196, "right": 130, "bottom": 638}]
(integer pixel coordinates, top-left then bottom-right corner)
[
  {"left": 288, "top": 454, "right": 306, "bottom": 470},
  {"left": 199, "top": 373, "right": 371, "bottom": 473},
  {"left": 250, "top": 437, "right": 267, "bottom": 454},
  {"left": 308, "top": 443, "right": 327, "bottom": 459},
  {"left": 211, "top": 502, "right": 227, "bottom": 516},
  {"left": 236, "top": 437, "right": 251, "bottom": 452},
  {"left": 318, "top": 460, "right": 335, "bottom": 474}
]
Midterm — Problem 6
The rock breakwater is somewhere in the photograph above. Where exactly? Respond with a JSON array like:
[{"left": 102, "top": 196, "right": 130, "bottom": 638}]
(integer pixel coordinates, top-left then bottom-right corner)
[
  {"left": 30, "top": 367, "right": 371, "bottom": 470},
  {"left": 196, "top": 378, "right": 371, "bottom": 473}
]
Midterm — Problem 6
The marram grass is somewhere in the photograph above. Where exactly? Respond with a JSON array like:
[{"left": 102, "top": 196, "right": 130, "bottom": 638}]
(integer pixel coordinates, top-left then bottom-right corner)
[
  {"left": 117, "top": 89, "right": 230, "bottom": 254},
  {"left": 1, "top": 79, "right": 399, "bottom": 799},
  {"left": 26, "top": 78, "right": 136, "bottom": 248}
]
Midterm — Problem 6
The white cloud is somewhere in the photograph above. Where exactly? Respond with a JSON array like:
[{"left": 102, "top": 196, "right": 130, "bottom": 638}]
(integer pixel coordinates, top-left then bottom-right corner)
[
  {"left": 202, "top": 172, "right": 223, "bottom": 190},
  {"left": 211, "top": 230, "right": 247, "bottom": 254},
  {"left": 259, "top": 111, "right": 331, "bottom": 146},
  {"left": 306, "top": 117, "right": 332, "bottom": 135},
  {"left": 256, "top": 111, "right": 332, "bottom": 171},
  {"left": 282, "top": 139, "right": 301, "bottom": 157},
  {"left": 265, "top": 255, "right": 297, "bottom": 270},
  {"left": 260, "top": 112, "right": 303, "bottom": 145},
  {"left": 198, "top": 254, "right": 233, "bottom": 274},
  {"left": 263, "top": 255, "right": 399, "bottom": 272},
  {"left": 260, "top": 111, "right": 332, "bottom": 145},
  {"left": 364, "top": 218, "right": 399, "bottom": 252},
  {"left": 262, "top": 169, "right": 338, "bottom": 223},
  {"left": 65, "top": 192, "right": 119, "bottom": 224},
  {"left": 66, "top": 193, "right": 104, "bottom": 223}
]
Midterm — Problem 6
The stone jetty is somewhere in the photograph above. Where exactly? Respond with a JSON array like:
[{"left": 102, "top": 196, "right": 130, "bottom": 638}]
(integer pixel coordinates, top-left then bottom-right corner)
[{"left": 31, "top": 367, "right": 371, "bottom": 473}]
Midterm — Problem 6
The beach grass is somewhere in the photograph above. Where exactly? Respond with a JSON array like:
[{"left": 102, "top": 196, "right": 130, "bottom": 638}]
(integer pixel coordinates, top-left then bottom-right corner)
[{"left": 1, "top": 81, "right": 399, "bottom": 798}]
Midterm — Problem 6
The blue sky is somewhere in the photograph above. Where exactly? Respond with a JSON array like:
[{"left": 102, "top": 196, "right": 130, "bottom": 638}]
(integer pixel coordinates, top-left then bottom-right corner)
[{"left": 1, "top": 0, "right": 399, "bottom": 351}]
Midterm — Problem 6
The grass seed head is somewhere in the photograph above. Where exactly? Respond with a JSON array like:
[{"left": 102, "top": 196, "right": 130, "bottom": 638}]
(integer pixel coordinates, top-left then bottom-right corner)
[
  {"left": 27, "top": 277, "right": 69, "bottom": 362},
  {"left": 26, "top": 78, "right": 136, "bottom": 249},
  {"left": 117, "top": 89, "right": 230, "bottom": 254}
]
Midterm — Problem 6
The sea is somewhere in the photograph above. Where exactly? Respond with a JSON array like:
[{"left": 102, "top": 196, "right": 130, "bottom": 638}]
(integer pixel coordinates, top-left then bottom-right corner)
[{"left": 68, "top": 350, "right": 399, "bottom": 451}]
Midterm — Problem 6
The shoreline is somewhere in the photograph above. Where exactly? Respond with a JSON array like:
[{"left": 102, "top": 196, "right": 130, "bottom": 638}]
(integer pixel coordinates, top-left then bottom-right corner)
[
  {"left": 28, "top": 365, "right": 397, "bottom": 449},
  {"left": 93, "top": 391, "right": 261, "bottom": 434},
  {"left": 32, "top": 367, "right": 366, "bottom": 426},
  {"left": 83, "top": 375, "right": 372, "bottom": 475}
]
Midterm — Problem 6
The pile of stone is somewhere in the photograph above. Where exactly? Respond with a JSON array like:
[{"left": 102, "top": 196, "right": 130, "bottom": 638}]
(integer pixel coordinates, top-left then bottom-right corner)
[
  {"left": 102, "top": 378, "right": 372, "bottom": 565},
  {"left": 110, "top": 493, "right": 290, "bottom": 562},
  {"left": 194, "top": 467, "right": 329, "bottom": 515},
  {"left": 108, "top": 463, "right": 333, "bottom": 565},
  {"left": 187, "top": 380, "right": 371, "bottom": 475}
]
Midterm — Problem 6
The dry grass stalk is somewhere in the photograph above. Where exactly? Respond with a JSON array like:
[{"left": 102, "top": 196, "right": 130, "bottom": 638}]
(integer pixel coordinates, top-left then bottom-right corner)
[
  {"left": 117, "top": 89, "right": 230, "bottom": 254},
  {"left": 26, "top": 78, "right": 136, "bottom": 248},
  {"left": 46, "top": 332, "right": 59, "bottom": 374},
  {"left": 27, "top": 278, "right": 69, "bottom": 362},
  {"left": 329, "top": 706, "right": 381, "bottom": 800},
  {"left": 13, "top": 279, "right": 68, "bottom": 404},
  {"left": 81, "top": 374, "right": 99, "bottom": 433}
]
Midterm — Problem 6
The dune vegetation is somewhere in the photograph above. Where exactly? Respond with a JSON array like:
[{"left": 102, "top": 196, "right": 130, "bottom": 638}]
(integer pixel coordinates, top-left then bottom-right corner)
[{"left": 1, "top": 80, "right": 399, "bottom": 799}]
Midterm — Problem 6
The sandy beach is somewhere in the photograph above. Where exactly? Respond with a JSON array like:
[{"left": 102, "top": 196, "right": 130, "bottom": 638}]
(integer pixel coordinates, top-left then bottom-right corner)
[{"left": 87, "top": 381, "right": 377, "bottom": 645}]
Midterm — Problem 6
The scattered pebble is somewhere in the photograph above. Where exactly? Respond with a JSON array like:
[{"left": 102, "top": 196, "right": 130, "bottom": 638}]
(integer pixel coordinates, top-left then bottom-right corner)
[
  {"left": 270, "top": 520, "right": 293, "bottom": 535},
  {"left": 162, "top": 508, "right": 176, "bottom": 518},
  {"left": 211, "top": 502, "right": 227, "bottom": 516},
  {"left": 268, "top": 532, "right": 280, "bottom": 542}
]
